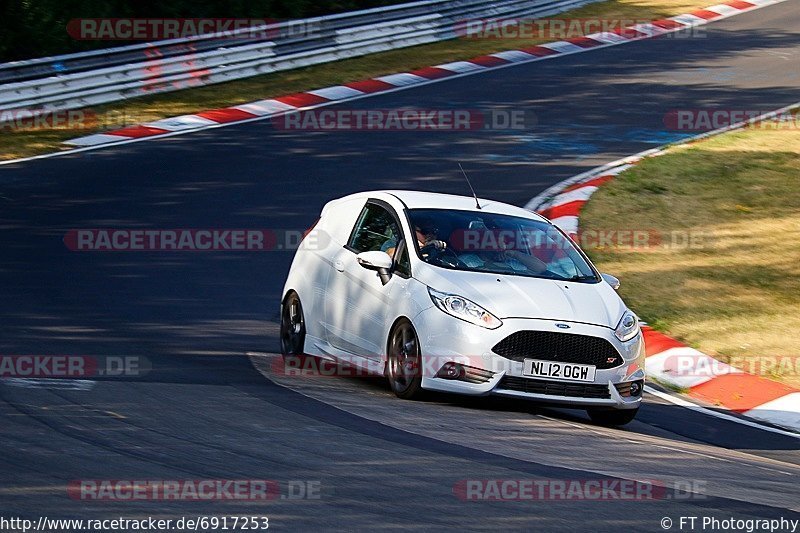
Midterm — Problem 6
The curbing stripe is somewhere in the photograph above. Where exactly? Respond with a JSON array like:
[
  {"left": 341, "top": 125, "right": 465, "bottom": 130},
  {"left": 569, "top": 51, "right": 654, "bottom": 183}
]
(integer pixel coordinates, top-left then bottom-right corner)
[
  {"left": 538, "top": 200, "right": 586, "bottom": 221},
  {"left": 691, "top": 9, "right": 725, "bottom": 19},
  {"left": 651, "top": 19, "right": 687, "bottom": 30},
  {"left": 374, "top": 72, "right": 428, "bottom": 86},
  {"left": 646, "top": 346, "right": 743, "bottom": 390},
  {"left": 726, "top": 0, "right": 757, "bottom": 7},
  {"left": 195, "top": 107, "right": 258, "bottom": 123},
  {"left": 519, "top": 45, "right": 561, "bottom": 56},
  {"left": 547, "top": 185, "right": 600, "bottom": 207},
  {"left": 107, "top": 125, "right": 170, "bottom": 138},
  {"left": 344, "top": 79, "right": 395, "bottom": 93},
  {"left": 145, "top": 114, "right": 219, "bottom": 130},
  {"left": 611, "top": 27, "right": 649, "bottom": 38},
  {"left": 692, "top": 374, "right": 797, "bottom": 412},
  {"left": 469, "top": 54, "right": 511, "bottom": 67},
  {"left": 643, "top": 327, "right": 686, "bottom": 355},
  {"left": 65, "top": 133, "right": 129, "bottom": 146},
  {"left": 628, "top": 23, "right": 668, "bottom": 36},
  {"left": 706, "top": 3, "right": 746, "bottom": 14},
  {"left": 232, "top": 99, "right": 297, "bottom": 115},
  {"left": 308, "top": 85, "right": 365, "bottom": 100},
  {"left": 645, "top": 350, "right": 718, "bottom": 389},
  {"left": 273, "top": 92, "right": 329, "bottom": 107},
  {"left": 434, "top": 60, "right": 485, "bottom": 73},
  {"left": 670, "top": 14, "right": 709, "bottom": 25},
  {"left": 489, "top": 50, "right": 536, "bottom": 62},
  {"left": 561, "top": 174, "right": 615, "bottom": 193},
  {"left": 537, "top": 40, "right": 586, "bottom": 54},
  {"left": 585, "top": 32, "right": 629, "bottom": 44},
  {"left": 408, "top": 66, "right": 455, "bottom": 80}
]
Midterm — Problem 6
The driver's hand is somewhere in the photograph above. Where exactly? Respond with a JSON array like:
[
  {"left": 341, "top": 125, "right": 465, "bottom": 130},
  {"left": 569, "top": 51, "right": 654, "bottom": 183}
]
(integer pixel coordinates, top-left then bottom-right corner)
[{"left": 428, "top": 240, "right": 447, "bottom": 250}]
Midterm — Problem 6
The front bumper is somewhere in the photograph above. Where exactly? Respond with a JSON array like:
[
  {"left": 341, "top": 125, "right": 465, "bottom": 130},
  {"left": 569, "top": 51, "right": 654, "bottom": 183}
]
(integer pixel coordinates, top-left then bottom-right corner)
[{"left": 413, "top": 307, "right": 646, "bottom": 409}]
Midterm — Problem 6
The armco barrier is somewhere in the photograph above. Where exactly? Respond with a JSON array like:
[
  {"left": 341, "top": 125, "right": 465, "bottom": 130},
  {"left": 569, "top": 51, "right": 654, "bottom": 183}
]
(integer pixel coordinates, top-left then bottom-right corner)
[{"left": 0, "top": 0, "right": 598, "bottom": 123}]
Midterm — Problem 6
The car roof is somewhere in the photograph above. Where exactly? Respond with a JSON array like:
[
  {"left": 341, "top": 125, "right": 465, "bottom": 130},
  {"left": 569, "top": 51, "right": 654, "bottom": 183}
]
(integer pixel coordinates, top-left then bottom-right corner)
[{"left": 336, "top": 190, "right": 547, "bottom": 221}]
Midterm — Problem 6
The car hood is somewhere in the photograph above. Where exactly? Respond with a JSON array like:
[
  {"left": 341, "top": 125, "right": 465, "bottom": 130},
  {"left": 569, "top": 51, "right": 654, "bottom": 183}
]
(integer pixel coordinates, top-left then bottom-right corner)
[{"left": 415, "top": 266, "right": 626, "bottom": 328}]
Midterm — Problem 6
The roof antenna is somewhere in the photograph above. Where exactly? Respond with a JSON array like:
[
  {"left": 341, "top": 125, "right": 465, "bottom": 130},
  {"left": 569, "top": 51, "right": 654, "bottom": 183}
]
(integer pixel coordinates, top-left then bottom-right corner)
[{"left": 458, "top": 162, "right": 481, "bottom": 210}]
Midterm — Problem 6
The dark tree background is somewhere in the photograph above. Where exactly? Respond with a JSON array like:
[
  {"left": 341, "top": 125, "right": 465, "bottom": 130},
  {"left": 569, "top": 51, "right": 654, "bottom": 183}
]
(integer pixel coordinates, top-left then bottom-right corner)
[{"left": 0, "top": 0, "right": 410, "bottom": 62}]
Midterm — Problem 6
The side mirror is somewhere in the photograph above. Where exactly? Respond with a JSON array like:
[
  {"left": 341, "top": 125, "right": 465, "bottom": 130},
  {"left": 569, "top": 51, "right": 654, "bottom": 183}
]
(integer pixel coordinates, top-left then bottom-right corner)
[
  {"left": 601, "top": 273, "right": 620, "bottom": 290},
  {"left": 356, "top": 251, "right": 393, "bottom": 285}
]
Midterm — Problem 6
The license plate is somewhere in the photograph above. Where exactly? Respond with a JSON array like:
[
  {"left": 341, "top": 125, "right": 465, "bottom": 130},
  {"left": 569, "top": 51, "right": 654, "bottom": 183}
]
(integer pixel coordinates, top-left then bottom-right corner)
[{"left": 523, "top": 359, "right": 596, "bottom": 382}]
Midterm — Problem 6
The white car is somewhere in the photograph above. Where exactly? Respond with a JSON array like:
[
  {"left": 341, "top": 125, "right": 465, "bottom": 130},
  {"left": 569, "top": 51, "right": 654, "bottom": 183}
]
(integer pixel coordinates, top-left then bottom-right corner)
[{"left": 280, "top": 190, "right": 646, "bottom": 425}]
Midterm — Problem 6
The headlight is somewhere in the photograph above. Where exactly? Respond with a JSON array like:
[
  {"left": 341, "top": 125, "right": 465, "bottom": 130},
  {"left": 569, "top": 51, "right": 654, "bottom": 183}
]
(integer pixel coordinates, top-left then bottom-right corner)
[
  {"left": 428, "top": 288, "right": 502, "bottom": 329},
  {"left": 615, "top": 310, "right": 640, "bottom": 342}
]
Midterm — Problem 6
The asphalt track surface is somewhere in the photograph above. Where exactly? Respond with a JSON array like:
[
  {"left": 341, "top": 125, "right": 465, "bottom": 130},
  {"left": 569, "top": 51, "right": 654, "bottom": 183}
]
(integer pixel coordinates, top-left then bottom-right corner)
[{"left": 1, "top": 2, "right": 799, "bottom": 531}]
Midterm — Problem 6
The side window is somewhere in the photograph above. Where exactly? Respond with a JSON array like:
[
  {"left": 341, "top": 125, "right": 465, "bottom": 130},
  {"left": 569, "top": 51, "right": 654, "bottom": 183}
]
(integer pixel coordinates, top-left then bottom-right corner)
[{"left": 349, "top": 203, "right": 400, "bottom": 253}]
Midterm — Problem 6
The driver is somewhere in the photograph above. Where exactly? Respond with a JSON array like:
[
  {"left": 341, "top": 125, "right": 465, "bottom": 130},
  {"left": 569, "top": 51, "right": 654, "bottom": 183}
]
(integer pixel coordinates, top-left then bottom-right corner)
[
  {"left": 382, "top": 220, "right": 446, "bottom": 259},
  {"left": 414, "top": 221, "right": 448, "bottom": 258}
]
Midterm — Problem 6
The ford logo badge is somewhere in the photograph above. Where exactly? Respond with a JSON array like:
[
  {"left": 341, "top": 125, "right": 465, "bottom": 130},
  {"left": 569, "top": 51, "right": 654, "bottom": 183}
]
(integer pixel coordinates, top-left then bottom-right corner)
[{"left": 556, "top": 323, "right": 570, "bottom": 329}]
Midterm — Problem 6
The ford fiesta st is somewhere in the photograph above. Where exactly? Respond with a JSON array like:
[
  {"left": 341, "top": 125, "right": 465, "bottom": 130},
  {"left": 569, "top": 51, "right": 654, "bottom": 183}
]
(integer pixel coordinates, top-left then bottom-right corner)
[{"left": 280, "top": 190, "right": 646, "bottom": 425}]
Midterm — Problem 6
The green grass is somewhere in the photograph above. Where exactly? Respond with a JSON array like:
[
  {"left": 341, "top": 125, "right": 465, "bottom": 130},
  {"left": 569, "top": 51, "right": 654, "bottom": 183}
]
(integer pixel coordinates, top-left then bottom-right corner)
[{"left": 0, "top": 0, "right": 713, "bottom": 161}]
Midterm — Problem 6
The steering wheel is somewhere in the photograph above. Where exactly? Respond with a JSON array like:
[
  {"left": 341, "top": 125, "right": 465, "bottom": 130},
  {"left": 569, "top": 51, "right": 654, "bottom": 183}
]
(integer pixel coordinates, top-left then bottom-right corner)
[{"left": 427, "top": 245, "right": 466, "bottom": 269}]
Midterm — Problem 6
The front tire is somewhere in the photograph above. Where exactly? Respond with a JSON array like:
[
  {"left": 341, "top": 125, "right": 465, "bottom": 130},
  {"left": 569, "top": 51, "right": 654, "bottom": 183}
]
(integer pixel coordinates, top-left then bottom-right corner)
[
  {"left": 587, "top": 407, "right": 639, "bottom": 426},
  {"left": 386, "top": 319, "right": 424, "bottom": 400},
  {"left": 280, "top": 292, "right": 306, "bottom": 356}
]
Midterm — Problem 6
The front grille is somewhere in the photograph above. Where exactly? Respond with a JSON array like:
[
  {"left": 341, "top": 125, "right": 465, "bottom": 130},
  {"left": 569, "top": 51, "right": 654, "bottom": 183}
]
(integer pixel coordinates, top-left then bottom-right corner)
[
  {"left": 497, "top": 376, "right": 610, "bottom": 399},
  {"left": 491, "top": 330, "right": 623, "bottom": 369}
]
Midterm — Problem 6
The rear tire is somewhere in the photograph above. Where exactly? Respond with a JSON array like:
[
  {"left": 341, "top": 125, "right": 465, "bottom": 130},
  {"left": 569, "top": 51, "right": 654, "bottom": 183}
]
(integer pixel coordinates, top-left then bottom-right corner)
[
  {"left": 587, "top": 408, "right": 638, "bottom": 426},
  {"left": 386, "top": 319, "right": 424, "bottom": 400},
  {"left": 280, "top": 292, "right": 306, "bottom": 356}
]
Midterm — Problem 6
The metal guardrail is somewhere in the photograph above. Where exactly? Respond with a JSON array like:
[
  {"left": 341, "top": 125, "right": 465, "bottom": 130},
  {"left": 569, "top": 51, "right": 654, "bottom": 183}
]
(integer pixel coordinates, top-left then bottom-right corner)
[{"left": 0, "top": 0, "right": 598, "bottom": 121}]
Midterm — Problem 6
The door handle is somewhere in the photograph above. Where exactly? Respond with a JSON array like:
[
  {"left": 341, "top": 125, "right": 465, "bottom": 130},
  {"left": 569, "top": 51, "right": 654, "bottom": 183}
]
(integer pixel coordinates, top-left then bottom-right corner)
[{"left": 334, "top": 259, "right": 345, "bottom": 272}]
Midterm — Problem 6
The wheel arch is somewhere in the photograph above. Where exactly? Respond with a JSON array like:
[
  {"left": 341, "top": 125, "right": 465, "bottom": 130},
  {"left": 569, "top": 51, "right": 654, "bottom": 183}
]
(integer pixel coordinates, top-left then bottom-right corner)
[
  {"left": 281, "top": 287, "right": 299, "bottom": 305},
  {"left": 385, "top": 315, "right": 416, "bottom": 355}
]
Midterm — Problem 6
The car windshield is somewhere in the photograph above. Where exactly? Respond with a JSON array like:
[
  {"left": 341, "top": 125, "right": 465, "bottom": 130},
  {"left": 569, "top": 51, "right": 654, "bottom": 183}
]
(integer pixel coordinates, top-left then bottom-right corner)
[{"left": 406, "top": 208, "right": 599, "bottom": 282}]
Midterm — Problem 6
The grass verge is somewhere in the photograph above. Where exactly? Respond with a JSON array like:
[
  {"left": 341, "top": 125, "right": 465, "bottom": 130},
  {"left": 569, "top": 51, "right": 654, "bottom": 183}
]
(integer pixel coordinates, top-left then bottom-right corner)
[
  {"left": 580, "top": 115, "right": 800, "bottom": 388},
  {"left": 0, "top": 0, "right": 713, "bottom": 161}
]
